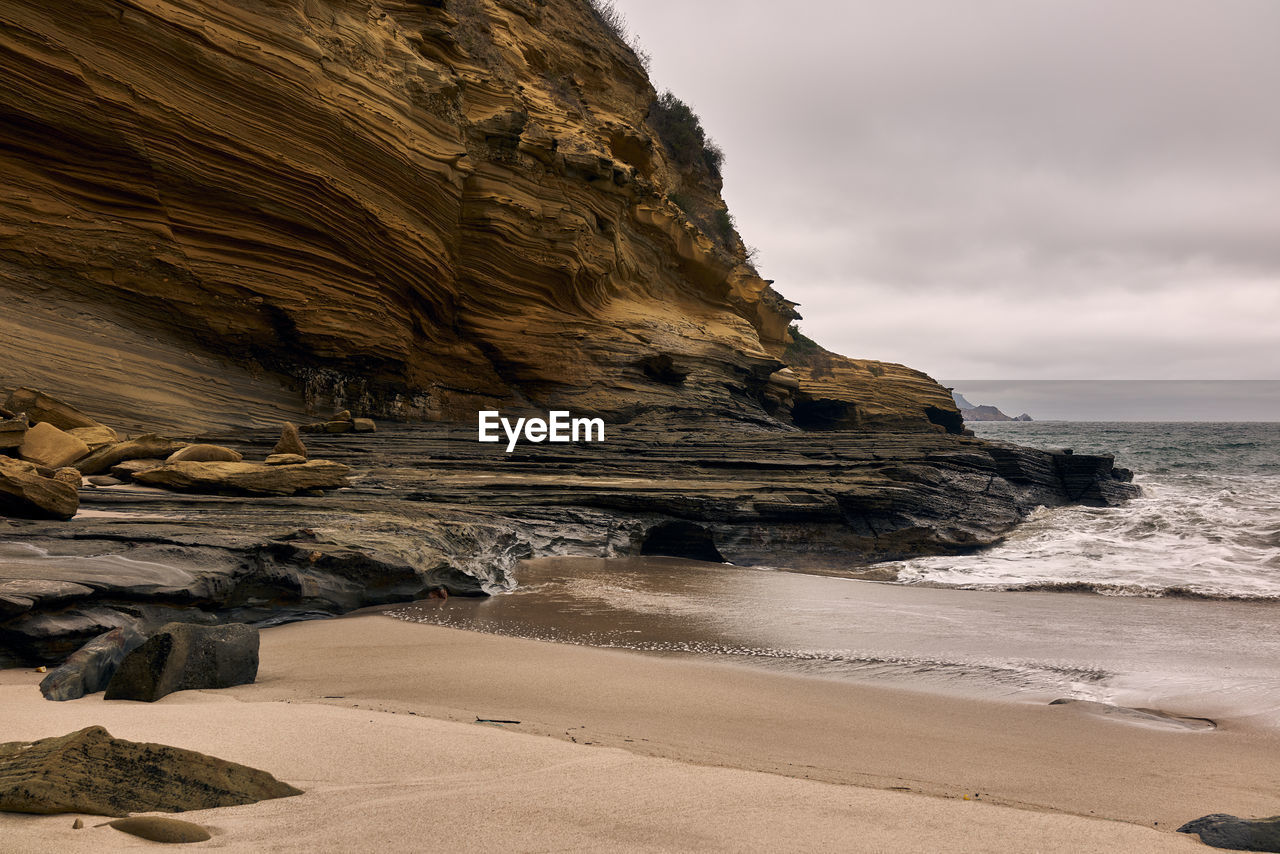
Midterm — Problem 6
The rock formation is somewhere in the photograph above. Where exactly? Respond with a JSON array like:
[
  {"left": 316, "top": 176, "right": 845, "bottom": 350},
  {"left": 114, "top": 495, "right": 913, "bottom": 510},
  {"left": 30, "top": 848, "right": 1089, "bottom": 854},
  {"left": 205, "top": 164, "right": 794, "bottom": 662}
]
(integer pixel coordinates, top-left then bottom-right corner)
[
  {"left": 0, "top": 726, "right": 301, "bottom": 816},
  {"left": 1178, "top": 814, "right": 1280, "bottom": 852},
  {"left": 105, "top": 622, "right": 259, "bottom": 702},
  {"left": 0, "top": 0, "right": 957, "bottom": 434},
  {"left": 952, "top": 391, "right": 1033, "bottom": 423},
  {"left": 0, "top": 422, "right": 1137, "bottom": 666},
  {"left": 39, "top": 625, "right": 146, "bottom": 701}
]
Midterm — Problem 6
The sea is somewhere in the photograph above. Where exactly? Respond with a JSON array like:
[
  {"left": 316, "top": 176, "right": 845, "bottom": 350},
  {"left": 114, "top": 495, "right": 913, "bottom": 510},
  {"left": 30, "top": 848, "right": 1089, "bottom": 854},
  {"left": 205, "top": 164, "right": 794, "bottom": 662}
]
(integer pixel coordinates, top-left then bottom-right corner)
[{"left": 390, "top": 421, "right": 1280, "bottom": 726}]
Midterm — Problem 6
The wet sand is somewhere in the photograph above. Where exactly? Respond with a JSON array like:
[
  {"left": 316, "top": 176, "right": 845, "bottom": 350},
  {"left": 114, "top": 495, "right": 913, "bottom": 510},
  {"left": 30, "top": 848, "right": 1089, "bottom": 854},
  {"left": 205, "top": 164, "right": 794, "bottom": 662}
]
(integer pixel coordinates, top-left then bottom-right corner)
[{"left": 2, "top": 614, "right": 1277, "bottom": 851}]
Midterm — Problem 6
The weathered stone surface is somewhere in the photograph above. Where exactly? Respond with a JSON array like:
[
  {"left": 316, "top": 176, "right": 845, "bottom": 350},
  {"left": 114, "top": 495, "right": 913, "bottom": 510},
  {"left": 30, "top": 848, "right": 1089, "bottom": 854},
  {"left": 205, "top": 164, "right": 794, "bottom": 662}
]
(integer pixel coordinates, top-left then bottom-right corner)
[
  {"left": 76, "top": 435, "right": 184, "bottom": 475},
  {"left": 51, "top": 467, "right": 82, "bottom": 488},
  {"left": 0, "top": 725, "right": 301, "bottom": 816},
  {"left": 0, "top": 456, "right": 79, "bottom": 520},
  {"left": 0, "top": 579, "right": 94, "bottom": 619},
  {"left": 0, "top": 414, "right": 28, "bottom": 449},
  {"left": 352, "top": 418, "right": 376, "bottom": 433},
  {"left": 66, "top": 425, "right": 120, "bottom": 450},
  {"left": 1178, "top": 814, "right": 1280, "bottom": 852},
  {"left": 86, "top": 475, "right": 123, "bottom": 487},
  {"left": 272, "top": 422, "right": 307, "bottom": 458},
  {"left": 18, "top": 422, "right": 91, "bottom": 469},
  {"left": 133, "top": 460, "right": 351, "bottom": 496},
  {"left": 108, "top": 458, "right": 167, "bottom": 480},
  {"left": 40, "top": 625, "right": 146, "bottom": 701},
  {"left": 332, "top": 410, "right": 352, "bottom": 422},
  {"left": 323, "top": 421, "right": 354, "bottom": 434},
  {"left": 0, "top": 423, "right": 1139, "bottom": 665},
  {"left": 0, "top": 0, "right": 959, "bottom": 436},
  {"left": 265, "top": 453, "right": 306, "bottom": 466},
  {"left": 109, "top": 816, "right": 212, "bottom": 843},
  {"left": 166, "top": 443, "right": 243, "bottom": 463},
  {"left": 3, "top": 388, "right": 103, "bottom": 431},
  {"left": 104, "top": 622, "right": 260, "bottom": 702}
]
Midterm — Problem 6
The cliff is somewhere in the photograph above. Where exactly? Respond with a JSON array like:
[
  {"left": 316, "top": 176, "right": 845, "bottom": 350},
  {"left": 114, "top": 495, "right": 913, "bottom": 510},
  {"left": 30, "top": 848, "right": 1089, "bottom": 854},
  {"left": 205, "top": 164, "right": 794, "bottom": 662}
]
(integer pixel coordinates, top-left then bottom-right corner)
[{"left": 0, "top": 0, "right": 952, "bottom": 434}]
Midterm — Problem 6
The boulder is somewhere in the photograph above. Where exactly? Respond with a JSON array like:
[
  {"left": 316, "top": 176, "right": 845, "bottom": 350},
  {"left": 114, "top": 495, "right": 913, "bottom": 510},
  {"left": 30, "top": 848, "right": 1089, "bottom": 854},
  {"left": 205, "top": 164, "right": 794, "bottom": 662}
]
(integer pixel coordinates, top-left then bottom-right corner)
[
  {"left": 323, "top": 420, "right": 354, "bottom": 433},
  {"left": 0, "top": 456, "right": 79, "bottom": 520},
  {"left": 165, "top": 443, "right": 243, "bottom": 463},
  {"left": 1179, "top": 814, "right": 1280, "bottom": 852},
  {"left": 52, "top": 467, "right": 82, "bottom": 488},
  {"left": 108, "top": 458, "right": 167, "bottom": 480},
  {"left": 0, "top": 414, "right": 28, "bottom": 449},
  {"left": 109, "top": 817, "right": 212, "bottom": 843},
  {"left": 66, "top": 425, "right": 120, "bottom": 450},
  {"left": 332, "top": 409, "right": 352, "bottom": 422},
  {"left": 18, "top": 422, "right": 91, "bottom": 469},
  {"left": 86, "top": 475, "right": 123, "bottom": 487},
  {"left": 352, "top": 417, "right": 376, "bottom": 433},
  {"left": 40, "top": 625, "right": 147, "bottom": 701},
  {"left": 3, "top": 388, "right": 103, "bottom": 431},
  {"left": 0, "top": 725, "right": 301, "bottom": 815},
  {"left": 104, "top": 622, "right": 260, "bottom": 702},
  {"left": 265, "top": 453, "right": 306, "bottom": 466},
  {"left": 132, "top": 459, "right": 351, "bottom": 496},
  {"left": 272, "top": 422, "right": 307, "bottom": 457},
  {"left": 76, "top": 434, "right": 184, "bottom": 475}
]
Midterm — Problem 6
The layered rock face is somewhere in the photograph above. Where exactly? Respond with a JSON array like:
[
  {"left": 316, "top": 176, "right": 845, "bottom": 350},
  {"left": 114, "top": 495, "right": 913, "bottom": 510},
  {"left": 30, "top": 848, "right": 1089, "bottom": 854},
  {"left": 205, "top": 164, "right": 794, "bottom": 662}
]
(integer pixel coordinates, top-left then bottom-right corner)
[
  {"left": 0, "top": 423, "right": 1137, "bottom": 666},
  {"left": 0, "top": 0, "right": 900, "bottom": 432}
]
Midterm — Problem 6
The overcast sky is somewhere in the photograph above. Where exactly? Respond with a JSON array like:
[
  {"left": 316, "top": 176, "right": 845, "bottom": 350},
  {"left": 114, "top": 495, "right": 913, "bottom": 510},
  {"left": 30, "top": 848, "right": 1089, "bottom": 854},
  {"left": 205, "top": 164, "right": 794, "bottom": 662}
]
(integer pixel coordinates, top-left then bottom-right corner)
[{"left": 610, "top": 0, "right": 1280, "bottom": 382}]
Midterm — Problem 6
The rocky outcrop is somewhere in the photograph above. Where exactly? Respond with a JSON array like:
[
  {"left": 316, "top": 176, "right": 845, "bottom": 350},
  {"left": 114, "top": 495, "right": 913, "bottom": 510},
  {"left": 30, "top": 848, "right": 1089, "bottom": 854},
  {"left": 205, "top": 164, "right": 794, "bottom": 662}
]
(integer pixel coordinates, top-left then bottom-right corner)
[
  {"left": 0, "top": 726, "right": 301, "bottom": 816},
  {"left": 1178, "top": 814, "right": 1280, "bottom": 852},
  {"left": 952, "top": 392, "right": 1033, "bottom": 422},
  {"left": 39, "top": 625, "right": 146, "bottom": 701},
  {"left": 0, "top": 422, "right": 1138, "bottom": 666},
  {"left": 784, "top": 331, "right": 963, "bottom": 433},
  {"left": 0, "top": 0, "right": 953, "bottom": 434},
  {"left": 104, "top": 622, "right": 259, "bottom": 702},
  {"left": 0, "top": 456, "right": 78, "bottom": 519},
  {"left": 17, "top": 422, "right": 90, "bottom": 469},
  {"left": 132, "top": 459, "right": 351, "bottom": 496}
]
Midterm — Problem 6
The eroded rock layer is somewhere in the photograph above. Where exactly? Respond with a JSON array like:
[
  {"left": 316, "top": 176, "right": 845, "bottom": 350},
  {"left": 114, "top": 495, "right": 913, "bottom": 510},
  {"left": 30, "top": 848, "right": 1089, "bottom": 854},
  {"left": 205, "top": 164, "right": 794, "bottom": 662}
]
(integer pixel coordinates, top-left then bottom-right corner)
[
  {"left": 0, "top": 0, "right": 912, "bottom": 430},
  {"left": 0, "top": 422, "right": 1137, "bottom": 666}
]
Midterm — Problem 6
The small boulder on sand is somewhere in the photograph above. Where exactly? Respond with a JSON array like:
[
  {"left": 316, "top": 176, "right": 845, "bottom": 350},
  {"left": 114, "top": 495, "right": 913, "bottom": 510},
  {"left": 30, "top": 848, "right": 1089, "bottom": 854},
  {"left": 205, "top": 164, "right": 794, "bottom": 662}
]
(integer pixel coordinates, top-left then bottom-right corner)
[
  {"left": 352, "top": 417, "right": 376, "bottom": 433},
  {"left": 1179, "top": 814, "right": 1280, "bottom": 852},
  {"left": 272, "top": 422, "right": 307, "bottom": 458},
  {"left": 166, "top": 444, "right": 242, "bottom": 464},
  {"left": 40, "top": 625, "right": 147, "bottom": 701},
  {"left": 18, "top": 422, "right": 90, "bottom": 469},
  {"left": 109, "top": 816, "right": 212, "bottom": 843},
  {"left": 0, "top": 725, "right": 301, "bottom": 816},
  {"left": 105, "top": 622, "right": 260, "bottom": 702}
]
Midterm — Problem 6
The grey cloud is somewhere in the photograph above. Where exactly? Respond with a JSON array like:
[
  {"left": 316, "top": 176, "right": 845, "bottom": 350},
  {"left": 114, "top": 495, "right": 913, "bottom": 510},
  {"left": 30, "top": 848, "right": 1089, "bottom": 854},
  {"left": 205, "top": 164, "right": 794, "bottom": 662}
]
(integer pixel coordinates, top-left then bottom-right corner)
[{"left": 613, "top": 0, "right": 1280, "bottom": 379}]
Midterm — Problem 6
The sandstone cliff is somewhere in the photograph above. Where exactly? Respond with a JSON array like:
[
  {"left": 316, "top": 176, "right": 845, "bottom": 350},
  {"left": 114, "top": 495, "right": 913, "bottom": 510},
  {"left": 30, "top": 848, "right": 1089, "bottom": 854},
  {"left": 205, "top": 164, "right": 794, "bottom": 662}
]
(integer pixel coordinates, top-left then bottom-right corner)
[{"left": 0, "top": 0, "right": 956, "bottom": 434}]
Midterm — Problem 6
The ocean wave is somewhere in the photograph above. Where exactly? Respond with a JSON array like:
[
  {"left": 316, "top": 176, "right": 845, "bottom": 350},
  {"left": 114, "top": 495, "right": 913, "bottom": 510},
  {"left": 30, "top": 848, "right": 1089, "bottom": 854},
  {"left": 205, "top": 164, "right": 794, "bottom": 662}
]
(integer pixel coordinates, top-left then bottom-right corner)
[{"left": 906, "top": 579, "right": 1280, "bottom": 602}]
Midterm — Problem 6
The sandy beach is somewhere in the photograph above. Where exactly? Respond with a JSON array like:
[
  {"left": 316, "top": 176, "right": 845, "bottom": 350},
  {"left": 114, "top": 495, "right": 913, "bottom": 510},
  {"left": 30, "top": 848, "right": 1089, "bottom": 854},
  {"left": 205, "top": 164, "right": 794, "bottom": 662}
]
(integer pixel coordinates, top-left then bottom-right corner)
[{"left": 3, "top": 613, "right": 1276, "bottom": 852}]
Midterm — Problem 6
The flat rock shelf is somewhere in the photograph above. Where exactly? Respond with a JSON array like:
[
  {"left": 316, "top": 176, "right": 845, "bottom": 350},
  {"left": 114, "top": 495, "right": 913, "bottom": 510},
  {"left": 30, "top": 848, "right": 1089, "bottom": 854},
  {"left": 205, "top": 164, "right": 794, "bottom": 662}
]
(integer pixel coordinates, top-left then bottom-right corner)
[{"left": 0, "top": 422, "right": 1136, "bottom": 665}]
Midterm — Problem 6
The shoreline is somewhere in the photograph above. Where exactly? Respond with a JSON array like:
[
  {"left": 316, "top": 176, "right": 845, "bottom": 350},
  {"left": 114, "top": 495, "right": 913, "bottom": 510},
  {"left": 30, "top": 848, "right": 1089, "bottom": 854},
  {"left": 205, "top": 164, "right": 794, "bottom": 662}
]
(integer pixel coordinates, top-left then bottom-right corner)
[{"left": 3, "top": 613, "right": 1276, "bottom": 851}]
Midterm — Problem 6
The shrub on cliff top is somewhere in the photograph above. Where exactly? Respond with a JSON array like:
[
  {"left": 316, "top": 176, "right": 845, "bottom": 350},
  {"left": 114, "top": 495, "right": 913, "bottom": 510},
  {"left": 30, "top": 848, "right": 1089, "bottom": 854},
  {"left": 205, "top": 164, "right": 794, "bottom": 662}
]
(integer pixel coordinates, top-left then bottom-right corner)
[
  {"left": 586, "top": 0, "right": 652, "bottom": 70},
  {"left": 650, "top": 91, "right": 724, "bottom": 178}
]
